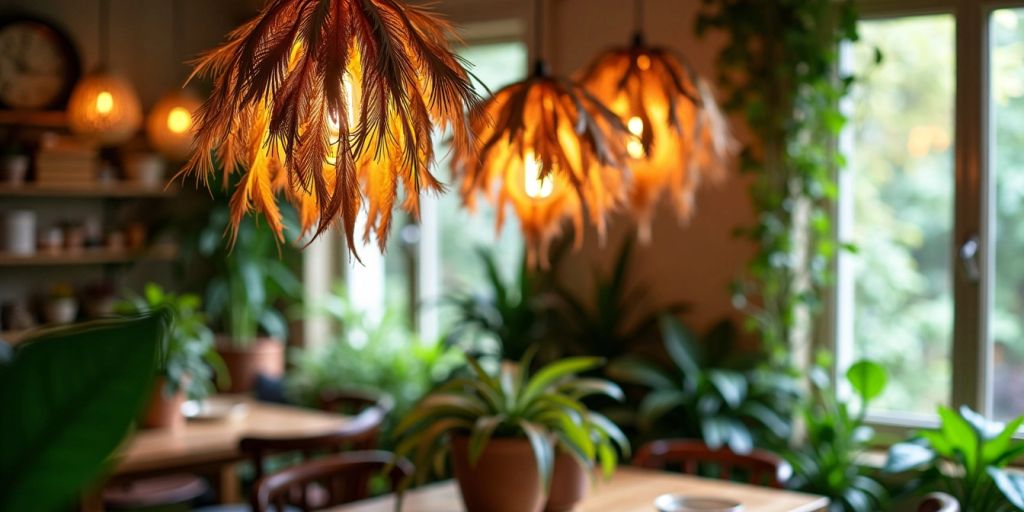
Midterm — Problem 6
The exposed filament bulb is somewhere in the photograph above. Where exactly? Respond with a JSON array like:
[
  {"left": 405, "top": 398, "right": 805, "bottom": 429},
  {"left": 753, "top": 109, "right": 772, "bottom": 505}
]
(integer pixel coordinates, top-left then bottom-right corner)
[
  {"left": 627, "top": 116, "right": 646, "bottom": 159},
  {"left": 523, "top": 150, "right": 553, "bottom": 199}
]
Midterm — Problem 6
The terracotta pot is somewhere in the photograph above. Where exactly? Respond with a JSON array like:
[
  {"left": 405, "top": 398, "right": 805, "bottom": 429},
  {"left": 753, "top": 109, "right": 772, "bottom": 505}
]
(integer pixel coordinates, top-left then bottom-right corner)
[
  {"left": 216, "top": 337, "right": 285, "bottom": 393},
  {"left": 545, "top": 452, "right": 591, "bottom": 512},
  {"left": 451, "top": 435, "right": 545, "bottom": 512},
  {"left": 143, "top": 378, "right": 185, "bottom": 430}
]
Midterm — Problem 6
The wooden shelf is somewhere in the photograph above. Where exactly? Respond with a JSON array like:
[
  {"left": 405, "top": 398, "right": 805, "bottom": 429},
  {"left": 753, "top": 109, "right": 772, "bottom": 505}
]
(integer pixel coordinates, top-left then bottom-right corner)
[
  {"left": 0, "top": 182, "right": 178, "bottom": 198},
  {"left": 0, "top": 110, "right": 67, "bottom": 128},
  {"left": 0, "top": 245, "right": 179, "bottom": 267}
]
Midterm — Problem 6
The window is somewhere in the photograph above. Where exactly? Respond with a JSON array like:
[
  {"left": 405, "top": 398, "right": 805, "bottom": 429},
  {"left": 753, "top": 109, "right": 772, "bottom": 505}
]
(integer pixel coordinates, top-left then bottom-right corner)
[
  {"left": 840, "top": 14, "right": 957, "bottom": 419},
  {"left": 837, "top": 1, "right": 1024, "bottom": 425}
]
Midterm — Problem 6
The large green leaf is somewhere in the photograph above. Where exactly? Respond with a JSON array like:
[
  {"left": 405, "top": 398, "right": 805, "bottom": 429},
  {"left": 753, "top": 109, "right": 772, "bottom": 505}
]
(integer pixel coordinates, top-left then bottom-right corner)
[
  {"left": 708, "top": 370, "right": 748, "bottom": 409},
  {"left": 659, "top": 316, "right": 701, "bottom": 389},
  {"left": 938, "top": 406, "right": 979, "bottom": 473},
  {"left": 846, "top": 360, "right": 887, "bottom": 403},
  {"left": 989, "top": 467, "right": 1024, "bottom": 510},
  {"left": 519, "top": 357, "right": 602, "bottom": 409},
  {"left": 469, "top": 415, "right": 505, "bottom": 466},
  {"left": 983, "top": 416, "right": 1024, "bottom": 466},
  {"left": 883, "top": 442, "right": 936, "bottom": 473},
  {"left": 606, "top": 357, "right": 675, "bottom": 389},
  {"left": 519, "top": 420, "right": 555, "bottom": 491},
  {"left": 0, "top": 313, "right": 169, "bottom": 511}
]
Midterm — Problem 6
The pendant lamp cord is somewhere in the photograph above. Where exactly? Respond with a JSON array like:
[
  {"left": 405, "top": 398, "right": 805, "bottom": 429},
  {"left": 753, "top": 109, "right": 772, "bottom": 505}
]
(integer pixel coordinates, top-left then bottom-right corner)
[
  {"left": 172, "top": 0, "right": 184, "bottom": 81},
  {"left": 99, "top": 0, "right": 110, "bottom": 68},
  {"left": 532, "top": 0, "right": 548, "bottom": 76},
  {"left": 633, "top": 0, "right": 645, "bottom": 46}
]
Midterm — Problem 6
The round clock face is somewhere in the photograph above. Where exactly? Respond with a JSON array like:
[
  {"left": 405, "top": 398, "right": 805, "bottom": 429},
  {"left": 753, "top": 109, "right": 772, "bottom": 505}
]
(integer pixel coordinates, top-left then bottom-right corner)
[{"left": 0, "top": 19, "right": 79, "bottom": 110}]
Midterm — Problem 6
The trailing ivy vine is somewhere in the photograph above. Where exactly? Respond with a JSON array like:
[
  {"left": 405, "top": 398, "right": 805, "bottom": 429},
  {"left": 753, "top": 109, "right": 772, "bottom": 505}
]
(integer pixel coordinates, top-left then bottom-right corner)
[{"left": 696, "top": 0, "right": 862, "bottom": 365}]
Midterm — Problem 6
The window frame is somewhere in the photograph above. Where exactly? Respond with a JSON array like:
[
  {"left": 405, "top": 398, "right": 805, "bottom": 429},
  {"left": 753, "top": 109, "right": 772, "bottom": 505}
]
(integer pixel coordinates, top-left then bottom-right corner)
[{"left": 834, "top": 0, "right": 1024, "bottom": 432}]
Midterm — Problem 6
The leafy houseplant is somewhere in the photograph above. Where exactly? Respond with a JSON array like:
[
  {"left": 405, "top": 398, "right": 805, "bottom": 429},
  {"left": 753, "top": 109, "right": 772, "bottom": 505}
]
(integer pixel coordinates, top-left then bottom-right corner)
[
  {"left": 393, "top": 353, "right": 630, "bottom": 512},
  {"left": 784, "top": 359, "right": 889, "bottom": 512},
  {"left": 117, "top": 283, "right": 225, "bottom": 428},
  {"left": 444, "top": 249, "right": 554, "bottom": 362},
  {"left": 0, "top": 312, "right": 169, "bottom": 511},
  {"left": 884, "top": 406, "right": 1024, "bottom": 511},
  {"left": 552, "top": 238, "right": 687, "bottom": 361},
  {"left": 199, "top": 204, "right": 302, "bottom": 392},
  {"left": 287, "top": 284, "right": 462, "bottom": 442},
  {"left": 609, "top": 315, "right": 800, "bottom": 454}
]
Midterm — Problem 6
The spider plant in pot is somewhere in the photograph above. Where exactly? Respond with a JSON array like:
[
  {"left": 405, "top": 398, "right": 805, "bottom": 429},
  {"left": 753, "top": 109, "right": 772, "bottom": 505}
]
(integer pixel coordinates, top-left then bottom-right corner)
[
  {"left": 198, "top": 203, "right": 302, "bottom": 392},
  {"left": 393, "top": 351, "right": 630, "bottom": 512},
  {"left": 116, "top": 283, "right": 226, "bottom": 429}
]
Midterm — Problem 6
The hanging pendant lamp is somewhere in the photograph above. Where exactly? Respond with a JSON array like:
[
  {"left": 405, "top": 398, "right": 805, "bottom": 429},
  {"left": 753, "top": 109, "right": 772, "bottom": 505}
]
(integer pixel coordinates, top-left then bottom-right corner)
[
  {"left": 183, "top": 0, "right": 479, "bottom": 257},
  {"left": 580, "top": 0, "right": 734, "bottom": 243},
  {"left": 68, "top": 0, "right": 143, "bottom": 145},
  {"left": 147, "top": 0, "right": 202, "bottom": 162},
  {"left": 453, "top": 0, "right": 631, "bottom": 268}
]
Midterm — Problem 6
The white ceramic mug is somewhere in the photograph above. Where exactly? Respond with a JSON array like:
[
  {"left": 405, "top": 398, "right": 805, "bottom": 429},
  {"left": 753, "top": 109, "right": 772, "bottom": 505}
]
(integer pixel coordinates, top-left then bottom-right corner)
[{"left": 2, "top": 210, "right": 36, "bottom": 255}]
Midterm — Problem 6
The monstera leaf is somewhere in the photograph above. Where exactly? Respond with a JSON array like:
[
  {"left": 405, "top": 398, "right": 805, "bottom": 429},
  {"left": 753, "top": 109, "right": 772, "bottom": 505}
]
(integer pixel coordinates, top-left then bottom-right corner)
[{"left": 0, "top": 312, "right": 169, "bottom": 511}]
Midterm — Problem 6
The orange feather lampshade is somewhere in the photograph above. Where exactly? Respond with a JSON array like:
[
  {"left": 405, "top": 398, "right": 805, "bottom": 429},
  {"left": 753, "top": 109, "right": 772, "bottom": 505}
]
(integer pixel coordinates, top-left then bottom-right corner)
[
  {"left": 581, "top": 44, "right": 735, "bottom": 242},
  {"left": 146, "top": 89, "right": 201, "bottom": 162},
  {"left": 183, "top": 0, "right": 478, "bottom": 257},
  {"left": 454, "top": 74, "right": 631, "bottom": 267},
  {"left": 67, "top": 71, "right": 143, "bottom": 145}
]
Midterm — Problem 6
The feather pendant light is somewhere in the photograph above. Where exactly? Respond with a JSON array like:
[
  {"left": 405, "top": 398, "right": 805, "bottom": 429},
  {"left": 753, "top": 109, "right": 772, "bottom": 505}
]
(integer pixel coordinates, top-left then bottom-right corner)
[
  {"left": 183, "top": 0, "right": 479, "bottom": 257},
  {"left": 580, "top": 0, "right": 735, "bottom": 243},
  {"left": 453, "top": 0, "right": 631, "bottom": 268}
]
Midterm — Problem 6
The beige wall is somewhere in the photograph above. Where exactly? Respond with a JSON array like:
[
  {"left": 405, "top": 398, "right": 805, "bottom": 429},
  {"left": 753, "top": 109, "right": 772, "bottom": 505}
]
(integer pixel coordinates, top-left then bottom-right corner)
[{"left": 547, "top": 0, "right": 756, "bottom": 333}]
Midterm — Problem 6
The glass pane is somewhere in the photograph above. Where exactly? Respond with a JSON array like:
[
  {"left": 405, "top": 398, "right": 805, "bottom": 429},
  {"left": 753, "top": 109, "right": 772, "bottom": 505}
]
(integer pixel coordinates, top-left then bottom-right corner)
[
  {"left": 844, "top": 15, "right": 956, "bottom": 416},
  {"left": 990, "top": 8, "right": 1024, "bottom": 421},
  {"left": 434, "top": 42, "right": 528, "bottom": 329}
]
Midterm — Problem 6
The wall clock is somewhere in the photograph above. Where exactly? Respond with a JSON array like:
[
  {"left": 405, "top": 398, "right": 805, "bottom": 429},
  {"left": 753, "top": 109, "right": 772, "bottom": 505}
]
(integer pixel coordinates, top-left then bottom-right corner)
[{"left": 0, "top": 15, "right": 81, "bottom": 110}]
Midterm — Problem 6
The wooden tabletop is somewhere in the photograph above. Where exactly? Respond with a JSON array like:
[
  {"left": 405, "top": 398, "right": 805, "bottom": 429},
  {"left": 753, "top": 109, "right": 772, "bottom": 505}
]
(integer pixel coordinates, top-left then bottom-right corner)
[
  {"left": 331, "top": 467, "right": 828, "bottom": 512},
  {"left": 114, "top": 396, "right": 350, "bottom": 476}
]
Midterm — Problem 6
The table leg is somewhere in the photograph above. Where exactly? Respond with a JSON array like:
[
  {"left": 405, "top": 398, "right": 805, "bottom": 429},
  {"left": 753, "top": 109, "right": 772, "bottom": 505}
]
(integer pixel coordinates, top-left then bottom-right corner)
[{"left": 219, "top": 462, "right": 241, "bottom": 503}]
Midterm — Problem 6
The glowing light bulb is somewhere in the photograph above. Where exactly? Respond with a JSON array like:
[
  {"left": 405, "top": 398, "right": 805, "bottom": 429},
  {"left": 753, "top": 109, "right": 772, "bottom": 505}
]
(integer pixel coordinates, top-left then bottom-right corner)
[
  {"left": 95, "top": 91, "right": 114, "bottom": 115},
  {"left": 166, "top": 107, "right": 192, "bottom": 134},
  {"left": 637, "top": 55, "right": 652, "bottom": 71},
  {"left": 524, "top": 150, "right": 553, "bottom": 199},
  {"left": 627, "top": 116, "right": 646, "bottom": 159}
]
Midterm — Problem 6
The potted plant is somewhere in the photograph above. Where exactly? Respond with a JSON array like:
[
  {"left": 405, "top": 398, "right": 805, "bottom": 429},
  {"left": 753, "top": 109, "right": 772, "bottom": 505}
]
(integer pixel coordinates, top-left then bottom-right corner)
[
  {"left": 393, "top": 352, "right": 630, "bottom": 512},
  {"left": 608, "top": 315, "right": 801, "bottom": 453},
  {"left": 198, "top": 205, "right": 301, "bottom": 393},
  {"left": 443, "top": 249, "right": 556, "bottom": 362},
  {"left": 884, "top": 405, "right": 1024, "bottom": 511},
  {"left": 117, "top": 283, "right": 226, "bottom": 429}
]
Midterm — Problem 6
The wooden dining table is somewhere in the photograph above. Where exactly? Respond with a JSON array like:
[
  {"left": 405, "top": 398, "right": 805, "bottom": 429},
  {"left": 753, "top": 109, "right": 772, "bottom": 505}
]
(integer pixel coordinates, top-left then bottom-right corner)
[
  {"left": 82, "top": 396, "right": 351, "bottom": 511},
  {"left": 330, "top": 467, "right": 829, "bottom": 512}
]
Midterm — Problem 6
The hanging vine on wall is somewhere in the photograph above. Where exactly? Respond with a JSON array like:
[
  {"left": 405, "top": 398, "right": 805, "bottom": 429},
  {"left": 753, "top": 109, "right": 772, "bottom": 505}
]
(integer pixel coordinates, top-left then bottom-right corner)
[{"left": 696, "top": 0, "right": 864, "bottom": 364}]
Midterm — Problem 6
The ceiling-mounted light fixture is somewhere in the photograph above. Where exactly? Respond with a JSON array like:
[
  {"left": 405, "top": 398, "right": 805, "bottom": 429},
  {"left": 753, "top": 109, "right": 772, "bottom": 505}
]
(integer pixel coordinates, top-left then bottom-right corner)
[
  {"left": 146, "top": 0, "right": 201, "bottom": 162},
  {"left": 67, "top": 0, "right": 143, "bottom": 145},
  {"left": 454, "top": 0, "right": 631, "bottom": 268},
  {"left": 581, "top": 0, "right": 735, "bottom": 243},
  {"left": 183, "top": 0, "right": 479, "bottom": 257}
]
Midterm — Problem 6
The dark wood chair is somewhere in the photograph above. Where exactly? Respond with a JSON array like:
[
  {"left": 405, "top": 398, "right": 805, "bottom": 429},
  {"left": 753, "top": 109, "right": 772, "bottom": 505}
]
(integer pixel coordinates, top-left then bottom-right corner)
[
  {"left": 241, "top": 401, "right": 391, "bottom": 481},
  {"left": 633, "top": 439, "right": 791, "bottom": 488},
  {"left": 250, "top": 451, "right": 412, "bottom": 512}
]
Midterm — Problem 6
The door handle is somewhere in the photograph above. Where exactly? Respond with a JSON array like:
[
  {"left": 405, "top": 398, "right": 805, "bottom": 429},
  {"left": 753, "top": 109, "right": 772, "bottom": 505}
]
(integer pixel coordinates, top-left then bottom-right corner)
[{"left": 959, "top": 234, "right": 981, "bottom": 283}]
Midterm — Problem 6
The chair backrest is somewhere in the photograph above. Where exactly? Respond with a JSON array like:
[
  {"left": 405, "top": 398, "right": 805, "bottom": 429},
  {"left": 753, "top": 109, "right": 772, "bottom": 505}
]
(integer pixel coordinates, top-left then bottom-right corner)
[
  {"left": 918, "top": 493, "right": 960, "bottom": 512},
  {"left": 251, "top": 450, "right": 413, "bottom": 512},
  {"left": 240, "top": 403, "right": 390, "bottom": 481},
  {"left": 633, "top": 439, "right": 791, "bottom": 488}
]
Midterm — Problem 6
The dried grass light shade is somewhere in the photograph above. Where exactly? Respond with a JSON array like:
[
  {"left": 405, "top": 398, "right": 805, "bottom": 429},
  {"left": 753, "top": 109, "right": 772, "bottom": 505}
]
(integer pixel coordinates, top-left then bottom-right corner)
[
  {"left": 147, "top": 89, "right": 202, "bottom": 162},
  {"left": 183, "top": 0, "right": 478, "bottom": 257},
  {"left": 67, "top": 72, "right": 143, "bottom": 145},
  {"left": 581, "top": 45, "right": 735, "bottom": 242},
  {"left": 454, "top": 75, "right": 630, "bottom": 268}
]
